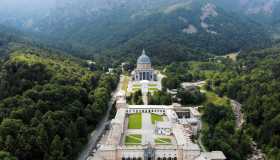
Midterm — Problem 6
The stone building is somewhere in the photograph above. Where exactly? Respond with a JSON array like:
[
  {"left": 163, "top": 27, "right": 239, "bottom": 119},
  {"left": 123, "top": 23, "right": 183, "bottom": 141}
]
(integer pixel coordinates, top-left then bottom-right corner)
[
  {"left": 132, "top": 50, "right": 156, "bottom": 81},
  {"left": 92, "top": 98, "right": 226, "bottom": 160},
  {"left": 155, "top": 122, "right": 172, "bottom": 136},
  {"left": 90, "top": 52, "right": 226, "bottom": 160}
]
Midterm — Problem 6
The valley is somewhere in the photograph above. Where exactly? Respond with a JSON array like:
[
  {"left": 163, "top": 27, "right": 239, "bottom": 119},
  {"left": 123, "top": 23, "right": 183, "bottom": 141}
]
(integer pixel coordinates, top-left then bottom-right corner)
[{"left": 0, "top": 0, "right": 280, "bottom": 160}]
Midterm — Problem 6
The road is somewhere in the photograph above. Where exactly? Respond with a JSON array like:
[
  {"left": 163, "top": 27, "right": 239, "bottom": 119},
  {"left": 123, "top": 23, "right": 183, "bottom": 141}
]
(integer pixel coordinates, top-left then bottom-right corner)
[
  {"left": 199, "top": 85, "right": 265, "bottom": 159},
  {"left": 77, "top": 76, "right": 123, "bottom": 160},
  {"left": 230, "top": 99, "right": 265, "bottom": 160},
  {"left": 198, "top": 132, "right": 207, "bottom": 152},
  {"left": 230, "top": 100, "right": 244, "bottom": 129}
]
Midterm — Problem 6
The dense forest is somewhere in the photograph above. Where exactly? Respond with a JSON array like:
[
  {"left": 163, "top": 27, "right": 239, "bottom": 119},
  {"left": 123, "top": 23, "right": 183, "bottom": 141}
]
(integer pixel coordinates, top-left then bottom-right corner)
[
  {"left": 161, "top": 60, "right": 252, "bottom": 160},
  {"left": 0, "top": 1, "right": 273, "bottom": 65},
  {"left": 1, "top": 0, "right": 280, "bottom": 160},
  {"left": 161, "top": 46, "right": 280, "bottom": 159},
  {"left": 148, "top": 91, "right": 172, "bottom": 105},
  {"left": 0, "top": 47, "right": 119, "bottom": 160},
  {"left": 207, "top": 47, "right": 280, "bottom": 159},
  {"left": 202, "top": 103, "right": 251, "bottom": 160}
]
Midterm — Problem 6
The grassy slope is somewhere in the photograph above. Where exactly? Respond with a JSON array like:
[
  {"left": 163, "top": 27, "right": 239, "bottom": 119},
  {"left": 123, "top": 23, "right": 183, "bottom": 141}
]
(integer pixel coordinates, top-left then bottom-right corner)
[
  {"left": 204, "top": 91, "right": 230, "bottom": 106},
  {"left": 8, "top": 49, "right": 97, "bottom": 85}
]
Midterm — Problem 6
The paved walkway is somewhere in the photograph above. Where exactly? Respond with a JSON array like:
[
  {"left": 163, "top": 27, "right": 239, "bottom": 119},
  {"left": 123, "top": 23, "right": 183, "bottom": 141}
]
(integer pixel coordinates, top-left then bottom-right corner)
[
  {"left": 79, "top": 75, "right": 124, "bottom": 160},
  {"left": 142, "top": 113, "right": 154, "bottom": 145},
  {"left": 230, "top": 99, "right": 265, "bottom": 159},
  {"left": 143, "top": 94, "right": 148, "bottom": 105}
]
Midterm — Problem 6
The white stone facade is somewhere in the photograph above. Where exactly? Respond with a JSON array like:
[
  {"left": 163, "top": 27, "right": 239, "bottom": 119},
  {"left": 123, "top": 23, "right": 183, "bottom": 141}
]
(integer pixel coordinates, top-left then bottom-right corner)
[
  {"left": 92, "top": 100, "right": 226, "bottom": 160},
  {"left": 90, "top": 55, "right": 225, "bottom": 160},
  {"left": 132, "top": 50, "right": 156, "bottom": 82}
]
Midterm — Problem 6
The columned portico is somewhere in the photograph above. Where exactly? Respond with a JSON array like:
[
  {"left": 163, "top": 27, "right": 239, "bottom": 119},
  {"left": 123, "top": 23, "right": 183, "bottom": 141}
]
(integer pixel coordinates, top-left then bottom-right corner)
[
  {"left": 135, "top": 70, "right": 154, "bottom": 81},
  {"left": 132, "top": 49, "right": 156, "bottom": 81},
  {"left": 91, "top": 50, "right": 226, "bottom": 160}
]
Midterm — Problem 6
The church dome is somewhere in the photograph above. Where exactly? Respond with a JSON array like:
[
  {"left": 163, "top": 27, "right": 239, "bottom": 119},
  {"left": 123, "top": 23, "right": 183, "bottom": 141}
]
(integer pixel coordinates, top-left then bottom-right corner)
[{"left": 137, "top": 49, "right": 151, "bottom": 64}]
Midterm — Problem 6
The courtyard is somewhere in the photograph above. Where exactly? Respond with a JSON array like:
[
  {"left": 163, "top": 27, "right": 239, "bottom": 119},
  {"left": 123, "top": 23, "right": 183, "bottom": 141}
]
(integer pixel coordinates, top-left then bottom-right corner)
[
  {"left": 92, "top": 51, "right": 226, "bottom": 160},
  {"left": 124, "top": 112, "right": 175, "bottom": 146}
]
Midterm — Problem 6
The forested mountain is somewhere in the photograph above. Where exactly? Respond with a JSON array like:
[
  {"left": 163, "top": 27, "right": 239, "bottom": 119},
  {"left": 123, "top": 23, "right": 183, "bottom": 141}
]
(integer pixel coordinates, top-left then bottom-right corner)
[
  {"left": 0, "top": 25, "right": 27, "bottom": 57},
  {"left": 159, "top": 44, "right": 280, "bottom": 159},
  {"left": 209, "top": 0, "right": 280, "bottom": 24},
  {"left": 0, "top": 0, "right": 273, "bottom": 63},
  {"left": 0, "top": 0, "right": 280, "bottom": 160},
  {"left": 0, "top": 46, "right": 119, "bottom": 160},
  {"left": 33, "top": 0, "right": 272, "bottom": 59},
  {"left": 209, "top": 0, "right": 280, "bottom": 39},
  {"left": 205, "top": 46, "right": 280, "bottom": 159}
]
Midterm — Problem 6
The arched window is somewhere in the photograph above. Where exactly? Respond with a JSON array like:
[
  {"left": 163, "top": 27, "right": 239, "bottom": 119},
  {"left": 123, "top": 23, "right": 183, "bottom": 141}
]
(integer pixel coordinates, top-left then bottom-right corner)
[
  {"left": 137, "top": 157, "right": 142, "bottom": 160},
  {"left": 168, "top": 157, "right": 172, "bottom": 160},
  {"left": 163, "top": 158, "right": 167, "bottom": 160},
  {"left": 133, "top": 157, "right": 137, "bottom": 160},
  {"left": 174, "top": 157, "right": 177, "bottom": 160}
]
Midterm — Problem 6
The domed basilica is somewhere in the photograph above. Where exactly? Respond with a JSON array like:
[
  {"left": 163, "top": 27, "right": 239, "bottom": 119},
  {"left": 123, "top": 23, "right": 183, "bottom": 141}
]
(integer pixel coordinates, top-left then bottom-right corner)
[{"left": 132, "top": 49, "right": 156, "bottom": 81}]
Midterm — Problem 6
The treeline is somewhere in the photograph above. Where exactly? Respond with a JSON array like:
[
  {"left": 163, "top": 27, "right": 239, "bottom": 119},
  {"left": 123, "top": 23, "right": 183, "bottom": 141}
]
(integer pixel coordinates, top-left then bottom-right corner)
[
  {"left": 0, "top": 49, "right": 118, "bottom": 160},
  {"left": 127, "top": 90, "right": 143, "bottom": 105},
  {"left": 148, "top": 91, "right": 172, "bottom": 105},
  {"left": 202, "top": 103, "right": 252, "bottom": 160},
  {"left": 27, "top": 0, "right": 272, "bottom": 65},
  {"left": 161, "top": 62, "right": 209, "bottom": 106},
  {"left": 162, "top": 62, "right": 201, "bottom": 90},
  {"left": 207, "top": 48, "right": 280, "bottom": 159},
  {"left": 162, "top": 59, "right": 252, "bottom": 159}
]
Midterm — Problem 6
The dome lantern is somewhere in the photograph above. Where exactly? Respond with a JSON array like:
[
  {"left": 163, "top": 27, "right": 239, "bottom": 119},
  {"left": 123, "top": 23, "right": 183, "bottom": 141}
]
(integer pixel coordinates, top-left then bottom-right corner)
[{"left": 137, "top": 49, "right": 151, "bottom": 64}]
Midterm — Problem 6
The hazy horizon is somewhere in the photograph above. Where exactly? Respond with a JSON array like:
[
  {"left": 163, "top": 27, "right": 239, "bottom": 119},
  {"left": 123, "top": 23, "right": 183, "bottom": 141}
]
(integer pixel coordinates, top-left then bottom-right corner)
[{"left": 0, "top": 0, "right": 56, "bottom": 15}]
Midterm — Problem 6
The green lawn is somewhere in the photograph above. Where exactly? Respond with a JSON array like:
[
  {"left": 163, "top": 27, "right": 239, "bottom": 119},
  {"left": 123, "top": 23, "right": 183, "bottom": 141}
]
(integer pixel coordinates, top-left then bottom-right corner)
[
  {"left": 133, "top": 84, "right": 141, "bottom": 87},
  {"left": 128, "top": 113, "right": 142, "bottom": 129},
  {"left": 155, "top": 137, "right": 172, "bottom": 144},
  {"left": 125, "top": 134, "right": 142, "bottom": 145},
  {"left": 149, "top": 87, "right": 158, "bottom": 92},
  {"left": 148, "top": 84, "right": 158, "bottom": 87},
  {"left": 151, "top": 113, "right": 163, "bottom": 124}
]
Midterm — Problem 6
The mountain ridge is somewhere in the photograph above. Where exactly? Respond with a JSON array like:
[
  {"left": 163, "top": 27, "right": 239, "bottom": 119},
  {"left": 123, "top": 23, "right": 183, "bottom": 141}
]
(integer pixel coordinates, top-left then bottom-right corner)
[{"left": 25, "top": 1, "right": 272, "bottom": 62}]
